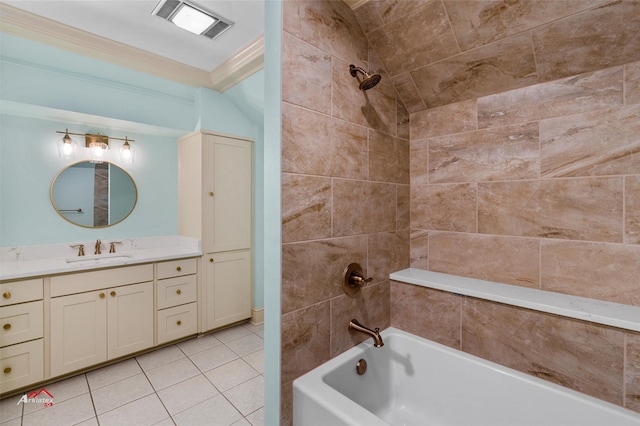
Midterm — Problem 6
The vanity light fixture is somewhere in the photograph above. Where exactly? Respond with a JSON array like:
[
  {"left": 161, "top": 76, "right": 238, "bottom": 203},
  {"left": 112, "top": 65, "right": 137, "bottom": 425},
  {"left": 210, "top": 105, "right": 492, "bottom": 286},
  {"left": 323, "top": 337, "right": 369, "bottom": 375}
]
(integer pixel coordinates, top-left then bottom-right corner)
[
  {"left": 152, "top": 0, "right": 234, "bottom": 40},
  {"left": 55, "top": 130, "right": 135, "bottom": 164},
  {"left": 56, "top": 129, "right": 78, "bottom": 159}
]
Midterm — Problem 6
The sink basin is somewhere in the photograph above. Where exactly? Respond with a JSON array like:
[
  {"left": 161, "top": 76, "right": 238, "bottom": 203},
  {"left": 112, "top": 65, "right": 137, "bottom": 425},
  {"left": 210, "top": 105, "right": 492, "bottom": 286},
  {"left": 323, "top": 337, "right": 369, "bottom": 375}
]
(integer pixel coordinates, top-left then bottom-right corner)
[{"left": 65, "top": 253, "right": 133, "bottom": 263}]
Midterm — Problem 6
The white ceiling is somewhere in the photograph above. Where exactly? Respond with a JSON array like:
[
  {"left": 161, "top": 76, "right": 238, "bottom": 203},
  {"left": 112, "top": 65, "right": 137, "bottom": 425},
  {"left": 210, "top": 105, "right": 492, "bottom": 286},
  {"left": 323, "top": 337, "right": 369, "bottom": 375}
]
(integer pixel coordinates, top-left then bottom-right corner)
[{"left": 2, "top": 0, "right": 265, "bottom": 88}]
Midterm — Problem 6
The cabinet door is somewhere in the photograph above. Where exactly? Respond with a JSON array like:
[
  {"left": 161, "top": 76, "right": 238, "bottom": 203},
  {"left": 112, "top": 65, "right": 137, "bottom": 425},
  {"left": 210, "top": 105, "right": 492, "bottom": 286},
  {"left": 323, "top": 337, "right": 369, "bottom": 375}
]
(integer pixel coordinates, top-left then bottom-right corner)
[
  {"left": 205, "top": 136, "right": 252, "bottom": 252},
  {"left": 204, "top": 250, "right": 252, "bottom": 331},
  {"left": 51, "top": 290, "right": 107, "bottom": 377},
  {"left": 107, "top": 281, "right": 153, "bottom": 359}
]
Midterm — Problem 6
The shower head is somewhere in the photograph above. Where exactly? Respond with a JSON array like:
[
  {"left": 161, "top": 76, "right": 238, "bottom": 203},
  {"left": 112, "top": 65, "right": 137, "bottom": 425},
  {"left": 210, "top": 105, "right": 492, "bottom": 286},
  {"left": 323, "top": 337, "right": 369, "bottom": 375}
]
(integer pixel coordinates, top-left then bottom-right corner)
[{"left": 349, "top": 64, "right": 382, "bottom": 91}]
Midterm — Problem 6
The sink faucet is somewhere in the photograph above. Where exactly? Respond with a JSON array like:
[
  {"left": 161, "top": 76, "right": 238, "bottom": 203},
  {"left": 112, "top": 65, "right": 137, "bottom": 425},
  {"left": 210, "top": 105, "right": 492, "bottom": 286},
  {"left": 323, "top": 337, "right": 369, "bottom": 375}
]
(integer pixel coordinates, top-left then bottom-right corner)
[
  {"left": 349, "top": 319, "right": 384, "bottom": 347},
  {"left": 94, "top": 239, "right": 102, "bottom": 255}
]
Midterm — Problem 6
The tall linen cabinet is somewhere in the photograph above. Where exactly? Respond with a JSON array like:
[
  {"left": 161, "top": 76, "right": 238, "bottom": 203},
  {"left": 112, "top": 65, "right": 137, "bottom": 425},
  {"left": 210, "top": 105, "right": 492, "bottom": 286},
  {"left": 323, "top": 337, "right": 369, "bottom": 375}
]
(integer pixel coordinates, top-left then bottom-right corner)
[{"left": 178, "top": 130, "right": 253, "bottom": 332}]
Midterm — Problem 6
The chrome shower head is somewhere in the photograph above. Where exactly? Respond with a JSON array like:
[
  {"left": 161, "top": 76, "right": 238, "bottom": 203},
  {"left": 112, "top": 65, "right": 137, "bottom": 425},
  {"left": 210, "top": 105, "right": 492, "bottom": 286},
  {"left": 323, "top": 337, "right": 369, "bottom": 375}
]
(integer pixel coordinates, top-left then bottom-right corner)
[{"left": 349, "top": 64, "right": 382, "bottom": 91}]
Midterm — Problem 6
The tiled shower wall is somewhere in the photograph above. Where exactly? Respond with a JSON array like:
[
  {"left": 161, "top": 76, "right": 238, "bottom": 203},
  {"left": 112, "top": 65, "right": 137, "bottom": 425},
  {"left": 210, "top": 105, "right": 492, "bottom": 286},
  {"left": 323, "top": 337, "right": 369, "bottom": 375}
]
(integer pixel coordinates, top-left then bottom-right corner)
[
  {"left": 279, "top": 0, "right": 410, "bottom": 423},
  {"left": 399, "top": 62, "right": 640, "bottom": 412}
]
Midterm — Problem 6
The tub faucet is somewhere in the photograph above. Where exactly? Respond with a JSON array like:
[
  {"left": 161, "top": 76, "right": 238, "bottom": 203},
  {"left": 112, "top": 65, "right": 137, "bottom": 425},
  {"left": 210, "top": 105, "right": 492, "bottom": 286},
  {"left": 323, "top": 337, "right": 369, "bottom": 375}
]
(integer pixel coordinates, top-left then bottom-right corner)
[
  {"left": 349, "top": 319, "right": 384, "bottom": 347},
  {"left": 94, "top": 239, "right": 102, "bottom": 255}
]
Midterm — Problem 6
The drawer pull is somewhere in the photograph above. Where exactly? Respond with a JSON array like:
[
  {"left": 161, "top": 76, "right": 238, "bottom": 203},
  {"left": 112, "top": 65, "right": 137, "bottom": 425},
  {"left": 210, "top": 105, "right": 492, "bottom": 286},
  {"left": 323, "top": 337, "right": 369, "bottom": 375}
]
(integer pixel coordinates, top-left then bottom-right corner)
[
  {"left": 176, "top": 289, "right": 182, "bottom": 295},
  {"left": 110, "top": 291, "right": 116, "bottom": 297},
  {"left": 99, "top": 293, "right": 105, "bottom": 299},
  {"left": 176, "top": 266, "right": 182, "bottom": 272},
  {"left": 2, "top": 292, "right": 10, "bottom": 299},
  {"left": 3, "top": 367, "right": 11, "bottom": 374},
  {"left": 2, "top": 323, "right": 11, "bottom": 331},
  {"left": 209, "top": 192, "right": 214, "bottom": 197},
  {"left": 209, "top": 258, "right": 214, "bottom": 263},
  {"left": 177, "top": 320, "right": 182, "bottom": 326}
]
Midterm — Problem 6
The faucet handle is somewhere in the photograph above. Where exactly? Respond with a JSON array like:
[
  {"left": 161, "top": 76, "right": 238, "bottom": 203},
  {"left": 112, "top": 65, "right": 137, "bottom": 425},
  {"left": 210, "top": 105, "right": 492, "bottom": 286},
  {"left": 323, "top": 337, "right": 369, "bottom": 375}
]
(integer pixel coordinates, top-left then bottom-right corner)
[
  {"left": 109, "top": 241, "right": 122, "bottom": 253},
  {"left": 343, "top": 263, "right": 373, "bottom": 296},
  {"left": 70, "top": 244, "right": 85, "bottom": 256}
]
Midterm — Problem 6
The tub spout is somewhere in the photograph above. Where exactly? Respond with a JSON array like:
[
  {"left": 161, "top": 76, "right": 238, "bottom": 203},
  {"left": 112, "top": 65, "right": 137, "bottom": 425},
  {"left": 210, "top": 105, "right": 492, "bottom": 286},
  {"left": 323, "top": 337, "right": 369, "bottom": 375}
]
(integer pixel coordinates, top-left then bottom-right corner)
[{"left": 349, "top": 319, "right": 384, "bottom": 347}]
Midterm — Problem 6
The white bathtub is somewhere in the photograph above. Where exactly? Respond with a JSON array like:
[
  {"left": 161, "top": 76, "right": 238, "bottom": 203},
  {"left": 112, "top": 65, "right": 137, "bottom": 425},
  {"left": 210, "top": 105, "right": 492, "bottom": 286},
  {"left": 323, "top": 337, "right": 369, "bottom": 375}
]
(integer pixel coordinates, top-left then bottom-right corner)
[{"left": 293, "top": 327, "right": 640, "bottom": 426}]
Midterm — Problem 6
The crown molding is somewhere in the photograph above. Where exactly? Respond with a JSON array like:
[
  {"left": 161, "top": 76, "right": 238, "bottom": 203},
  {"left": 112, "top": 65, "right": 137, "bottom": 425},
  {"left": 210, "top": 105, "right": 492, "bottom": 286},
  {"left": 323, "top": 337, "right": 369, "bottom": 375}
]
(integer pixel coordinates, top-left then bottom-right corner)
[
  {"left": 343, "top": 0, "right": 370, "bottom": 10},
  {"left": 0, "top": 3, "right": 263, "bottom": 91}
]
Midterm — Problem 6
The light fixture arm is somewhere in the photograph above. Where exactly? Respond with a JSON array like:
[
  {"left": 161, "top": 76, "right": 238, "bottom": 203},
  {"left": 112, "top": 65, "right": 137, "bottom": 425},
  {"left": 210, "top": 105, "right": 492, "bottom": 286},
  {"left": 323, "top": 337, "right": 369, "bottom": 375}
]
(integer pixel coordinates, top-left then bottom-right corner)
[{"left": 55, "top": 130, "right": 134, "bottom": 143}]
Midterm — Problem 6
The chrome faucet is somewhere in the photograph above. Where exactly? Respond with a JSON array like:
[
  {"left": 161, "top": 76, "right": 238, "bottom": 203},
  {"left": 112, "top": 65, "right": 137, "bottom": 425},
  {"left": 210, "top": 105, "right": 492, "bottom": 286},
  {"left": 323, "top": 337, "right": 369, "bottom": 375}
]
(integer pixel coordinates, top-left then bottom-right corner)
[
  {"left": 94, "top": 239, "right": 102, "bottom": 255},
  {"left": 349, "top": 319, "right": 384, "bottom": 347}
]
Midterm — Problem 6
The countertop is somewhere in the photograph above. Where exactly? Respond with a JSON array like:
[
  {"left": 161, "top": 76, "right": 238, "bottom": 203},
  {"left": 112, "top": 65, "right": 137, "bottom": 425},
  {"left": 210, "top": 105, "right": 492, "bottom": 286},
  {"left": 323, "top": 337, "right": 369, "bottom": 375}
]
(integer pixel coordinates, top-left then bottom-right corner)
[{"left": 0, "top": 236, "right": 202, "bottom": 281}]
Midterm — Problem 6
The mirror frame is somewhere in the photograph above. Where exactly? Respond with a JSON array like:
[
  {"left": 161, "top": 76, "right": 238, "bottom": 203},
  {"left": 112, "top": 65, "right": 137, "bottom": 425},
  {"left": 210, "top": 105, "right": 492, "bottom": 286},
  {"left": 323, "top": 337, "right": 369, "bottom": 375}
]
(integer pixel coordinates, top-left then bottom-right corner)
[{"left": 50, "top": 160, "right": 138, "bottom": 228}]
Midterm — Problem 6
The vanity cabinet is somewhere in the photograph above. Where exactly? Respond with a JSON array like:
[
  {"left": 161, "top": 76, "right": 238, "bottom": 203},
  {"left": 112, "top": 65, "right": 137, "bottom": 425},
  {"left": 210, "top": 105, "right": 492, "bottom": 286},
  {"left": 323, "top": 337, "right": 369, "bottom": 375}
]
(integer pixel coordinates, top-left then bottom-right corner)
[
  {"left": 49, "top": 265, "right": 154, "bottom": 377},
  {"left": 178, "top": 131, "right": 253, "bottom": 332},
  {"left": 0, "top": 279, "right": 44, "bottom": 393},
  {"left": 156, "top": 259, "right": 198, "bottom": 344}
]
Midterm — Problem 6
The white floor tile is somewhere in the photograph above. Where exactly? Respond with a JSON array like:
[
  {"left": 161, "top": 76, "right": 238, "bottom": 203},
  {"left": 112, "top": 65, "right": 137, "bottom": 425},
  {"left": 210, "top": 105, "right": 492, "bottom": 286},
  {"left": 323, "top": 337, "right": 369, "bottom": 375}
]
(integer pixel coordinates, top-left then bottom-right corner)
[
  {"left": 22, "top": 393, "right": 94, "bottom": 426},
  {"left": 244, "top": 323, "right": 264, "bottom": 338},
  {"left": 75, "top": 417, "right": 99, "bottom": 426},
  {"left": 91, "top": 373, "right": 154, "bottom": 414},
  {"left": 172, "top": 394, "right": 242, "bottom": 426},
  {"left": 242, "top": 349, "right": 264, "bottom": 374},
  {"left": 226, "top": 334, "right": 264, "bottom": 357},
  {"left": 157, "top": 375, "right": 219, "bottom": 416},
  {"left": 86, "top": 358, "right": 142, "bottom": 390},
  {"left": 153, "top": 417, "right": 177, "bottom": 426},
  {"left": 214, "top": 325, "right": 253, "bottom": 343},
  {"left": 188, "top": 344, "right": 239, "bottom": 372},
  {"left": 136, "top": 345, "right": 185, "bottom": 371},
  {"left": 231, "top": 418, "right": 252, "bottom": 426},
  {"left": 204, "top": 359, "right": 259, "bottom": 392},
  {"left": 246, "top": 407, "right": 265, "bottom": 426},
  {"left": 98, "top": 394, "right": 169, "bottom": 426},
  {"left": 0, "top": 394, "right": 23, "bottom": 423},
  {"left": 177, "top": 334, "right": 223, "bottom": 356},
  {"left": 1, "top": 418, "right": 21, "bottom": 426},
  {"left": 223, "top": 376, "right": 264, "bottom": 417},
  {"left": 145, "top": 357, "right": 200, "bottom": 391},
  {"left": 22, "top": 374, "right": 90, "bottom": 416}
]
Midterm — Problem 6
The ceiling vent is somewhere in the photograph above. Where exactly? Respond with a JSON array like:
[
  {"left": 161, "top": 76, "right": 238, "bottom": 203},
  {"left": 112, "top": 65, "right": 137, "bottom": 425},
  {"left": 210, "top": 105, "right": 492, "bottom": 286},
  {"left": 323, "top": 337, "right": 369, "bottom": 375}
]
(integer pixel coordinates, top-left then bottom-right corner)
[{"left": 152, "top": 0, "right": 234, "bottom": 40}]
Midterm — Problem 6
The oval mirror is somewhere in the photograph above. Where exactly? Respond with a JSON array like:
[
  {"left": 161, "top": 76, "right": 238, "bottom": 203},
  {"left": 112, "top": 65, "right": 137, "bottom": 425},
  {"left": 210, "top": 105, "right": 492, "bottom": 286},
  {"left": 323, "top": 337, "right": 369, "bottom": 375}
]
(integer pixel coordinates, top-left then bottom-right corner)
[{"left": 50, "top": 161, "right": 137, "bottom": 228}]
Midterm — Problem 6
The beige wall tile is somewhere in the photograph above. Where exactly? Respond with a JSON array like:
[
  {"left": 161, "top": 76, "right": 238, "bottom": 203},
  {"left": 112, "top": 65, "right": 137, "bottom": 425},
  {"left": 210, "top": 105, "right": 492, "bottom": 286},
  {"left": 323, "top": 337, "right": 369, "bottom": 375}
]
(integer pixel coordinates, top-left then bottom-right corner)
[
  {"left": 396, "top": 185, "right": 410, "bottom": 231},
  {"left": 368, "top": 230, "right": 410, "bottom": 282},
  {"left": 281, "top": 302, "right": 331, "bottom": 384},
  {"left": 410, "top": 229, "right": 429, "bottom": 269},
  {"left": 282, "top": 174, "right": 332, "bottom": 243},
  {"left": 444, "top": 0, "right": 608, "bottom": 51},
  {"left": 352, "top": 1, "right": 383, "bottom": 34},
  {"left": 370, "top": 0, "right": 433, "bottom": 26},
  {"left": 280, "top": 381, "right": 293, "bottom": 426},
  {"left": 281, "top": 236, "right": 367, "bottom": 314},
  {"left": 369, "top": 131, "right": 409, "bottom": 184},
  {"left": 368, "top": 1, "right": 459, "bottom": 77},
  {"left": 333, "top": 179, "right": 397, "bottom": 236},
  {"left": 626, "top": 175, "right": 640, "bottom": 244},
  {"left": 462, "top": 299, "right": 625, "bottom": 405},
  {"left": 410, "top": 138, "right": 429, "bottom": 186},
  {"left": 411, "top": 99, "right": 477, "bottom": 140},
  {"left": 532, "top": 1, "right": 640, "bottom": 81},
  {"left": 412, "top": 33, "right": 538, "bottom": 109},
  {"left": 396, "top": 100, "right": 410, "bottom": 140},
  {"left": 541, "top": 240, "right": 640, "bottom": 305},
  {"left": 283, "top": 0, "right": 368, "bottom": 64},
  {"left": 282, "top": 102, "right": 368, "bottom": 178},
  {"left": 411, "top": 183, "right": 477, "bottom": 232},
  {"left": 429, "top": 232, "right": 540, "bottom": 287},
  {"left": 626, "top": 332, "right": 640, "bottom": 412},
  {"left": 540, "top": 105, "right": 640, "bottom": 177},
  {"left": 429, "top": 122, "right": 539, "bottom": 183},
  {"left": 282, "top": 32, "right": 332, "bottom": 114},
  {"left": 330, "top": 281, "right": 390, "bottom": 357},
  {"left": 626, "top": 61, "right": 640, "bottom": 105},
  {"left": 391, "top": 73, "right": 427, "bottom": 114},
  {"left": 478, "top": 178, "right": 624, "bottom": 242},
  {"left": 390, "top": 282, "right": 461, "bottom": 349},
  {"left": 478, "top": 66, "right": 624, "bottom": 129}
]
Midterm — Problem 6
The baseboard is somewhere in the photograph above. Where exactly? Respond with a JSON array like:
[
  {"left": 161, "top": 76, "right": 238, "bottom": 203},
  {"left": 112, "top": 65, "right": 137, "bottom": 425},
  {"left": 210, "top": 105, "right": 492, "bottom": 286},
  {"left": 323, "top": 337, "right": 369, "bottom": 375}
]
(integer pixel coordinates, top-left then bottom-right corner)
[{"left": 250, "top": 307, "right": 264, "bottom": 326}]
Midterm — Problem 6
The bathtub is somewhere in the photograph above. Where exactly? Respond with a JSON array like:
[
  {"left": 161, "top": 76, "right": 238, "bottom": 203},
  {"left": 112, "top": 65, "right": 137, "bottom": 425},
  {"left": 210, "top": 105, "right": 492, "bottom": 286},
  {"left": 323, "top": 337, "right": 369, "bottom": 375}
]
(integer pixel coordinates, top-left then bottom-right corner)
[{"left": 293, "top": 327, "right": 640, "bottom": 426}]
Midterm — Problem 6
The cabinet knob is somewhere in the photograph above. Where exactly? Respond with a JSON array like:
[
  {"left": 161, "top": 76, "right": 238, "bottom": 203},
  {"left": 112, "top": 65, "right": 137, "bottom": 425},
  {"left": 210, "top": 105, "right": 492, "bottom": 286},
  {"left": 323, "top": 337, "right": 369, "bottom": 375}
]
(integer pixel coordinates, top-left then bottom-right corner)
[
  {"left": 176, "top": 289, "right": 182, "bottom": 295},
  {"left": 176, "top": 320, "right": 182, "bottom": 326},
  {"left": 209, "top": 192, "right": 214, "bottom": 197},
  {"left": 110, "top": 291, "right": 116, "bottom": 297},
  {"left": 209, "top": 258, "right": 214, "bottom": 263},
  {"left": 3, "top": 367, "right": 11, "bottom": 374},
  {"left": 99, "top": 293, "right": 105, "bottom": 299},
  {"left": 3, "top": 323, "right": 11, "bottom": 331},
  {"left": 2, "top": 292, "right": 10, "bottom": 299},
  {"left": 176, "top": 266, "right": 182, "bottom": 272}
]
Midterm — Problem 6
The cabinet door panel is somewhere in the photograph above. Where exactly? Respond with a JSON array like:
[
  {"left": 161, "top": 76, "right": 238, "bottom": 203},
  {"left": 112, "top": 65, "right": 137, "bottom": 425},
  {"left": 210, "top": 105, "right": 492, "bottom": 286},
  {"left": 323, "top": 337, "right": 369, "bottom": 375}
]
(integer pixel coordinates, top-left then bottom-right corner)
[
  {"left": 0, "top": 339, "right": 43, "bottom": 393},
  {"left": 51, "top": 291, "right": 107, "bottom": 376},
  {"left": 107, "top": 281, "right": 153, "bottom": 359},
  {"left": 205, "top": 250, "right": 252, "bottom": 331}
]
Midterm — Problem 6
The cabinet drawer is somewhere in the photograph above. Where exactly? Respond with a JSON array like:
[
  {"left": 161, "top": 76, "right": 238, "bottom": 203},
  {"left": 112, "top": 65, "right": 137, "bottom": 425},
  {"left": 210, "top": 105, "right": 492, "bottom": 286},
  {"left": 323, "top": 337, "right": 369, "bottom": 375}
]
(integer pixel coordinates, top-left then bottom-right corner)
[
  {"left": 157, "top": 275, "right": 197, "bottom": 310},
  {"left": 0, "top": 279, "right": 43, "bottom": 306},
  {"left": 157, "top": 303, "right": 197, "bottom": 344},
  {"left": 0, "top": 339, "right": 43, "bottom": 393},
  {"left": 50, "top": 264, "right": 153, "bottom": 297},
  {"left": 157, "top": 258, "right": 197, "bottom": 280},
  {"left": 0, "top": 301, "right": 43, "bottom": 347}
]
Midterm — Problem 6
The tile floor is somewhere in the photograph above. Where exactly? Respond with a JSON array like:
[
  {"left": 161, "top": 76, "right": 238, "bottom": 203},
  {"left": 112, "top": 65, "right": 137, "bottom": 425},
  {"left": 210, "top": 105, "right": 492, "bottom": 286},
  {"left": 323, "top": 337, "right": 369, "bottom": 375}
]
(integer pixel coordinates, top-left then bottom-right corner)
[{"left": 1, "top": 322, "right": 264, "bottom": 426}]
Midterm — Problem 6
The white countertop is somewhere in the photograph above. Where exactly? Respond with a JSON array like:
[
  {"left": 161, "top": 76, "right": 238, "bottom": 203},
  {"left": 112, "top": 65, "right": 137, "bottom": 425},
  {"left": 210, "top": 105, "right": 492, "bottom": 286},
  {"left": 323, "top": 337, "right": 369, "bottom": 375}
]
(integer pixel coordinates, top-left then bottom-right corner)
[
  {"left": 0, "top": 236, "right": 202, "bottom": 281},
  {"left": 390, "top": 268, "right": 640, "bottom": 333}
]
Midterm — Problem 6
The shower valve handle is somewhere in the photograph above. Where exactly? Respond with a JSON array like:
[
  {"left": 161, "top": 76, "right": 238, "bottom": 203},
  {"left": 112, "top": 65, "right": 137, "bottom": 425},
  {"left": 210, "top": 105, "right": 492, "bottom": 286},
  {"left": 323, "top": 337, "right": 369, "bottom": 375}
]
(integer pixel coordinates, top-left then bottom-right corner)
[{"left": 349, "top": 272, "right": 373, "bottom": 287}]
